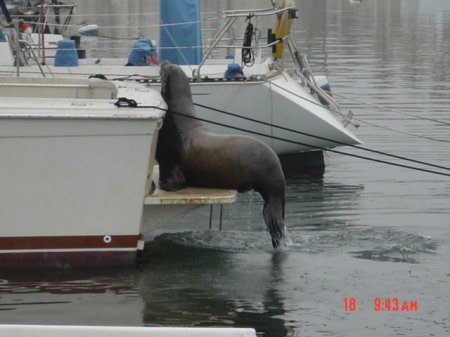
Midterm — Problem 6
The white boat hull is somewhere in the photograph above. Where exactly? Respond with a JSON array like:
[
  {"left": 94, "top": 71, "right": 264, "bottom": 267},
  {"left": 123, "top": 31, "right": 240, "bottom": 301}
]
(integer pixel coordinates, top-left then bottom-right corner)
[
  {"left": 0, "top": 62, "right": 361, "bottom": 155},
  {"left": 0, "top": 325, "right": 256, "bottom": 337},
  {"left": 0, "top": 77, "right": 164, "bottom": 269},
  {"left": 185, "top": 72, "right": 360, "bottom": 154}
]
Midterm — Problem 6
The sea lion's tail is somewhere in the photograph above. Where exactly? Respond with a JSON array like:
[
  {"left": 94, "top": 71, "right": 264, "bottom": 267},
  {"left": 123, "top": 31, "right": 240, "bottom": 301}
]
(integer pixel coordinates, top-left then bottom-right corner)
[{"left": 263, "top": 195, "right": 285, "bottom": 248}]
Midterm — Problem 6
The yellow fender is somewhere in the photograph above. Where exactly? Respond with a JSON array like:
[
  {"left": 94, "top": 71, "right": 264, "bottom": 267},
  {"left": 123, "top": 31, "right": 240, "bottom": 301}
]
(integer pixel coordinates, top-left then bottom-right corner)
[{"left": 273, "top": 0, "right": 294, "bottom": 59}]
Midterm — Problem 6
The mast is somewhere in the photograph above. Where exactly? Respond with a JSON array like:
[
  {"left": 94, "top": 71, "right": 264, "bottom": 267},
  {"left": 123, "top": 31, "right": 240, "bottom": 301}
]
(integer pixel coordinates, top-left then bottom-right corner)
[
  {"left": 0, "top": 0, "right": 12, "bottom": 23},
  {"left": 39, "top": 0, "right": 46, "bottom": 64}
]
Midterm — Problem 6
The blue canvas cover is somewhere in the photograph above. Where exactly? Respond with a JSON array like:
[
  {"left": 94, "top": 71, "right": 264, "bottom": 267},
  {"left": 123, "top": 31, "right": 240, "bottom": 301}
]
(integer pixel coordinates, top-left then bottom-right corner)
[
  {"left": 0, "top": 27, "right": 6, "bottom": 42},
  {"left": 127, "top": 39, "right": 158, "bottom": 66},
  {"left": 159, "top": 0, "right": 202, "bottom": 65},
  {"left": 54, "top": 39, "right": 78, "bottom": 67}
]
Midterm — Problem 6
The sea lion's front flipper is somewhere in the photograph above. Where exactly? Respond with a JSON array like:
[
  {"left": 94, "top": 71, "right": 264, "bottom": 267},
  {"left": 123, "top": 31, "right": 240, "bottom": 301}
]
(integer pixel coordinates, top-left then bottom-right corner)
[{"left": 159, "top": 166, "right": 186, "bottom": 192}]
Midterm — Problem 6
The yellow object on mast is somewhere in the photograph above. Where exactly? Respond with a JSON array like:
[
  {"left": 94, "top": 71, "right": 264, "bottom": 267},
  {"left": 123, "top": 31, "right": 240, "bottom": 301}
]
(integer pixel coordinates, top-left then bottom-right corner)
[{"left": 272, "top": 0, "right": 295, "bottom": 59}]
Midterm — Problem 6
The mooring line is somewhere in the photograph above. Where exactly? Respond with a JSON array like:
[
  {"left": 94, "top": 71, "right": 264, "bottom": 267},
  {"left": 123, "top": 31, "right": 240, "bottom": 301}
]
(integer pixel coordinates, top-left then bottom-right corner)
[
  {"left": 170, "top": 110, "right": 450, "bottom": 178},
  {"left": 267, "top": 80, "right": 450, "bottom": 143},
  {"left": 332, "top": 92, "right": 450, "bottom": 127},
  {"left": 116, "top": 100, "right": 450, "bottom": 177},
  {"left": 192, "top": 102, "right": 450, "bottom": 171}
]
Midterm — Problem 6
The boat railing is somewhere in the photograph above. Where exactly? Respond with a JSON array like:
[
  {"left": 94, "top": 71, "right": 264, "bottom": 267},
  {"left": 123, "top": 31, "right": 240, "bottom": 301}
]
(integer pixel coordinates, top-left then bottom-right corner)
[
  {"left": 223, "top": 6, "right": 297, "bottom": 17},
  {"left": 194, "top": 5, "right": 341, "bottom": 113},
  {"left": 285, "top": 37, "right": 341, "bottom": 112},
  {"left": 8, "top": 2, "right": 76, "bottom": 35},
  {"left": 200, "top": 35, "right": 291, "bottom": 53},
  {"left": 194, "top": 6, "right": 298, "bottom": 79},
  {"left": 17, "top": 39, "right": 46, "bottom": 77},
  {"left": 3, "top": 23, "right": 46, "bottom": 77}
]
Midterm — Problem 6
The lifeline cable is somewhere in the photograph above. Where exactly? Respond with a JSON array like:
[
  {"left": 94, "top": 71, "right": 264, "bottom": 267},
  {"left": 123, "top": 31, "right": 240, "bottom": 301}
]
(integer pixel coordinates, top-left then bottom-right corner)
[
  {"left": 170, "top": 110, "right": 450, "bottom": 177},
  {"left": 332, "top": 92, "right": 450, "bottom": 127},
  {"left": 268, "top": 80, "right": 450, "bottom": 143},
  {"left": 114, "top": 98, "right": 450, "bottom": 177},
  {"left": 192, "top": 102, "right": 450, "bottom": 172}
]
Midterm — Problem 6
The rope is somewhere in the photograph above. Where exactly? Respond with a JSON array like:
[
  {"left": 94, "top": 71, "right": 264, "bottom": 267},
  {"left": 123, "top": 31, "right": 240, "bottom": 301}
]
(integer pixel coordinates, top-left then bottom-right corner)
[
  {"left": 10, "top": 12, "right": 159, "bottom": 18},
  {"left": 160, "top": 25, "right": 194, "bottom": 74},
  {"left": 114, "top": 98, "right": 450, "bottom": 177},
  {"left": 170, "top": 110, "right": 450, "bottom": 177},
  {"left": 192, "top": 102, "right": 450, "bottom": 171},
  {"left": 241, "top": 17, "right": 255, "bottom": 67},
  {"left": 333, "top": 92, "right": 450, "bottom": 127},
  {"left": 21, "top": 19, "right": 203, "bottom": 30},
  {"left": 345, "top": 114, "right": 450, "bottom": 143}
]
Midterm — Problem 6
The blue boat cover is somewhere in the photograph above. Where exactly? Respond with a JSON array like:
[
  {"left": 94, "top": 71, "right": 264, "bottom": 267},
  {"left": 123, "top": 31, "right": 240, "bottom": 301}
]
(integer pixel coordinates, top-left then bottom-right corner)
[
  {"left": 0, "top": 27, "right": 6, "bottom": 42},
  {"left": 127, "top": 39, "right": 158, "bottom": 66},
  {"left": 54, "top": 39, "right": 78, "bottom": 67},
  {"left": 159, "top": 0, "right": 202, "bottom": 65}
]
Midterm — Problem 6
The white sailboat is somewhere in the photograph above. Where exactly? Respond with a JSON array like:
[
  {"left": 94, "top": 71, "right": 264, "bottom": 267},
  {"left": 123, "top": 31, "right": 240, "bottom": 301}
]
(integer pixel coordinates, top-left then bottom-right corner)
[
  {"left": 0, "top": 0, "right": 361, "bottom": 160},
  {"left": 0, "top": 76, "right": 236, "bottom": 269},
  {"left": 0, "top": 324, "right": 257, "bottom": 337}
]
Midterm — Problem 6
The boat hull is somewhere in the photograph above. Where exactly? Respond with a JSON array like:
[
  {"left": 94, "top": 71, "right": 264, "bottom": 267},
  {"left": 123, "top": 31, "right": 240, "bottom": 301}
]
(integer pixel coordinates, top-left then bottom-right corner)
[
  {"left": 185, "top": 73, "right": 361, "bottom": 154},
  {"left": 0, "top": 324, "right": 257, "bottom": 337},
  {"left": 0, "top": 246, "right": 138, "bottom": 269},
  {"left": 0, "top": 79, "right": 164, "bottom": 269},
  {"left": 0, "top": 63, "right": 361, "bottom": 155}
]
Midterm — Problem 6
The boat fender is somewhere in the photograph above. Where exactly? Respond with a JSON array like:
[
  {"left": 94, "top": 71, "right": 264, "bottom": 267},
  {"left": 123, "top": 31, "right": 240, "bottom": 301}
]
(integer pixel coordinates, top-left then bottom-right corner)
[
  {"left": 224, "top": 63, "right": 243, "bottom": 79},
  {"left": 314, "top": 75, "right": 331, "bottom": 92},
  {"left": 78, "top": 24, "right": 99, "bottom": 36},
  {"left": 54, "top": 39, "right": 79, "bottom": 67}
]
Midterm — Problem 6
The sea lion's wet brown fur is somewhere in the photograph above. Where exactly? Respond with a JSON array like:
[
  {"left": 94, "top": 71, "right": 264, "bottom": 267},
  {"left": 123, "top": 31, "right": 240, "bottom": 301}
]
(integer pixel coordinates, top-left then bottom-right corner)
[{"left": 156, "top": 61, "right": 286, "bottom": 247}]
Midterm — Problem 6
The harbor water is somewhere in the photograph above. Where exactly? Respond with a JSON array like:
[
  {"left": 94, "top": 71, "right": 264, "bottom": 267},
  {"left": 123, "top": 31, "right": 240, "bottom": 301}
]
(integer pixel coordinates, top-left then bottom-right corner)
[{"left": 1, "top": 0, "right": 449, "bottom": 336}]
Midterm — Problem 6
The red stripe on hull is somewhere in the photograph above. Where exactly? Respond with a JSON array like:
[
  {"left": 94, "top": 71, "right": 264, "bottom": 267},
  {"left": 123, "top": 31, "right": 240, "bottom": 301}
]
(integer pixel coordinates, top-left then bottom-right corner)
[
  {"left": 0, "top": 250, "right": 138, "bottom": 270},
  {"left": 0, "top": 235, "right": 139, "bottom": 250}
]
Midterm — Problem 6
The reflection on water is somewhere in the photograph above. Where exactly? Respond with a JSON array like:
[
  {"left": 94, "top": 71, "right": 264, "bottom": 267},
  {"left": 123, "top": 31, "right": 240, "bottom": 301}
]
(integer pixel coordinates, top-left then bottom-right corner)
[
  {"left": 1, "top": 0, "right": 450, "bottom": 336},
  {"left": 285, "top": 174, "right": 365, "bottom": 231},
  {"left": 0, "top": 270, "right": 142, "bottom": 325},
  {"left": 140, "top": 240, "right": 289, "bottom": 336}
]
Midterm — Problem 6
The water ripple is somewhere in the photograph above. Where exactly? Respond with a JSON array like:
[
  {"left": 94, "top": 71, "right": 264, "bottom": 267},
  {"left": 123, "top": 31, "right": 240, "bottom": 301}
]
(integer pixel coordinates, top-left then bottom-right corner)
[{"left": 150, "top": 228, "right": 438, "bottom": 264}]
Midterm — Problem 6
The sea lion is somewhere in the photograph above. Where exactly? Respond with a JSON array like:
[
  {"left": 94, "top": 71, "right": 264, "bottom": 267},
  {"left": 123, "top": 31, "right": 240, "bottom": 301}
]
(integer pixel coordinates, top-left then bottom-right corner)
[{"left": 156, "top": 61, "right": 286, "bottom": 248}]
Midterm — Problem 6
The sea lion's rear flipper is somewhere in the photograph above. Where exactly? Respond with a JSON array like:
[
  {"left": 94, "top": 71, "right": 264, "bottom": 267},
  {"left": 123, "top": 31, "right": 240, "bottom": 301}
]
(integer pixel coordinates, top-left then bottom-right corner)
[{"left": 263, "top": 197, "right": 285, "bottom": 248}]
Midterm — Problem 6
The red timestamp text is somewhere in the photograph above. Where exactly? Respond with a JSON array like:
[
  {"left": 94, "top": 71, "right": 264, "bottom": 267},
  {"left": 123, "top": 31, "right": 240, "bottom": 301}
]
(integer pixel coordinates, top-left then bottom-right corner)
[
  {"left": 343, "top": 297, "right": 418, "bottom": 312},
  {"left": 373, "top": 298, "right": 418, "bottom": 312}
]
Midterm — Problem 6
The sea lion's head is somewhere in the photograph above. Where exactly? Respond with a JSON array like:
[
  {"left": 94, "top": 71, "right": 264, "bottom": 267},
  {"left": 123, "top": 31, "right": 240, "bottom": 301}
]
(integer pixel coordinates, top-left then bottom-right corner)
[{"left": 159, "top": 61, "right": 192, "bottom": 104}]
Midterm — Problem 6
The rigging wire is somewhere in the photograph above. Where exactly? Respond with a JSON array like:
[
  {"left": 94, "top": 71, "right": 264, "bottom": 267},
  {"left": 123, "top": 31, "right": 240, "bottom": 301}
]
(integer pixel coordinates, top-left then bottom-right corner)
[
  {"left": 117, "top": 99, "right": 450, "bottom": 177},
  {"left": 192, "top": 102, "right": 450, "bottom": 171},
  {"left": 170, "top": 110, "right": 450, "bottom": 177},
  {"left": 331, "top": 92, "right": 450, "bottom": 127},
  {"left": 268, "top": 80, "right": 450, "bottom": 143},
  {"left": 19, "top": 19, "right": 203, "bottom": 30}
]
